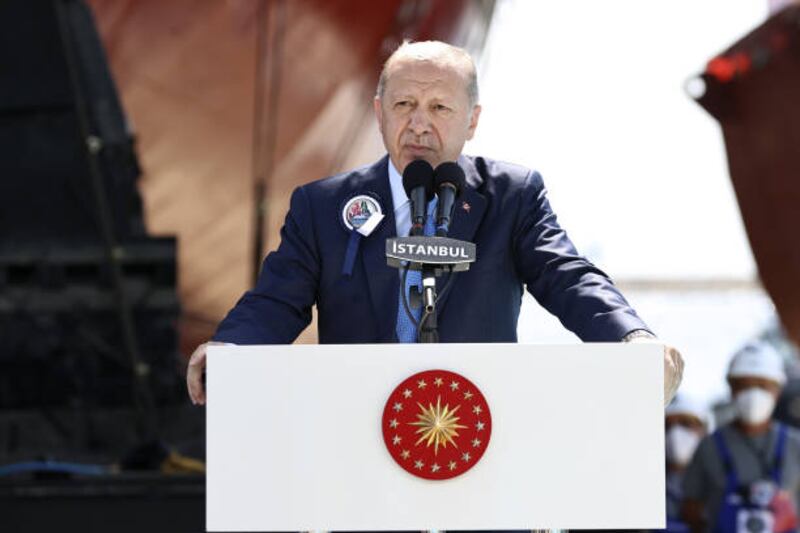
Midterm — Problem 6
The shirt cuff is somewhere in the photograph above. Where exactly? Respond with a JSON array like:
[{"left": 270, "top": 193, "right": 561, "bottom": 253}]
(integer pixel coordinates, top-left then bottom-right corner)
[{"left": 622, "top": 329, "right": 657, "bottom": 343}]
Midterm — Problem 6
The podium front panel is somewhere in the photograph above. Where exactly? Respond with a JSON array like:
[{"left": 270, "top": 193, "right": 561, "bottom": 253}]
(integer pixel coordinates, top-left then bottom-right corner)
[{"left": 207, "top": 343, "right": 664, "bottom": 531}]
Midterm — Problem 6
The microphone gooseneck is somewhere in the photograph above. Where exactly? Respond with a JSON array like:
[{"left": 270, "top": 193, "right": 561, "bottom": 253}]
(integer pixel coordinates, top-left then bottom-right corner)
[
  {"left": 402, "top": 159, "right": 435, "bottom": 236},
  {"left": 433, "top": 162, "right": 465, "bottom": 237}
]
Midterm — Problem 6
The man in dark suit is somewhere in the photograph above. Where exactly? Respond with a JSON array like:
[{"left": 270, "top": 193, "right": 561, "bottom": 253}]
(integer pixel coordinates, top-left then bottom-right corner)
[{"left": 187, "top": 40, "right": 683, "bottom": 405}]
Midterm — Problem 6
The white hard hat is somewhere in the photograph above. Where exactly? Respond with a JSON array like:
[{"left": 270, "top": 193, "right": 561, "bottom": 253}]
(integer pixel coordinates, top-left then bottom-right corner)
[
  {"left": 665, "top": 395, "right": 709, "bottom": 427},
  {"left": 727, "top": 341, "right": 786, "bottom": 385}
]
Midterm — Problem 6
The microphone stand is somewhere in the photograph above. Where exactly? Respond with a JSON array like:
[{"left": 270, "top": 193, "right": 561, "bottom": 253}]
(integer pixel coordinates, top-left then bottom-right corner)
[
  {"left": 405, "top": 262, "right": 460, "bottom": 344},
  {"left": 418, "top": 265, "right": 439, "bottom": 343},
  {"left": 390, "top": 235, "right": 475, "bottom": 345}
]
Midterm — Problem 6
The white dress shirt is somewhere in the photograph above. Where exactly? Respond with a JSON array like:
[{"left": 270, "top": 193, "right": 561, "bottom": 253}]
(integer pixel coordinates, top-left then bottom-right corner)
[{"left": 387, "top": 159, "right": 411, "bottom": 238}]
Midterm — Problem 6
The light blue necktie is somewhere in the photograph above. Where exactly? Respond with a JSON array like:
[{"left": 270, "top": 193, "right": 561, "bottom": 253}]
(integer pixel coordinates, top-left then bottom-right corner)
[{"left": 396, "top": 198, "right": 437, "bottom": 343}]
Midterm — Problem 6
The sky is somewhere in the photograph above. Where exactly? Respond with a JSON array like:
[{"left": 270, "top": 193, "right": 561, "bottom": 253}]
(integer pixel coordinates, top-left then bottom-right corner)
[
  {"left": 467, "top": 0, "right": 778, "bottom": 406},
  {"left": 468, "top": 0, "right": 770, "bottom": 280}
]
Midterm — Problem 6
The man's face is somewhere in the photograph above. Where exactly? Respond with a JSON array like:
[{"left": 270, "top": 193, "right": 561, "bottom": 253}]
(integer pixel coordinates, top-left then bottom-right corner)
[
  {"left": 374, "top": 59, "right": 481, "bottom": 173},
  {"left": 664, "top": 413, "right": 706, "bottom": 467},
  {"left": 728, "top": 375, "right": 782, "bottom": 426}
]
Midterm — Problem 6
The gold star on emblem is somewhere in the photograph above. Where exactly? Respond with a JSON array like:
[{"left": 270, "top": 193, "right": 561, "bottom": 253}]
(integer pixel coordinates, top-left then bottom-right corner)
[
  {"left": 463, "top": 391, "right": 474, "bottom": 400},
  {"left": 401, "top": 450, "right": 410, "bottom": 460},
  {"left": 476, "top": 421, "right": 485, "bottom": 431},
  {"left": 448, "top": 461, "right": 457, "bottom": 471},
  {"left": 462, "top": 452, "right": 471, "bottom": 462},
  {"left": 409, "top": 395, "right": 468, "bottom": 455},
  {"left": 417, "top": 379, "right": 427, "bottom": 389},
  {"left": 402, "top": 388, "right": 413, "bottom": 399},
  {"left": 434, "top": 377, "right": 444, "bottom": 387},
  {"left": 389, "top": 418, "right": 399, "bottom": 428},
  {"left": 392, "top": 435, "right": 402, "bottom": 445},
  {"left": 414, "top": 460, "right": 424, "bottom": 470},
  {"left": 431, "top": 463, "right": 441, "bottom": 473},
  {"left": 472, "top": 405, "right": 482, "bottom": 415},
  {"left": 393, "top": 402, "right": 403, "bottom": 412},
  {"left": 450, "top": 381, "right": 460, "bottom": 391},
  {"left": 472, "top": 438, "right": 482, "bottom": 448}
]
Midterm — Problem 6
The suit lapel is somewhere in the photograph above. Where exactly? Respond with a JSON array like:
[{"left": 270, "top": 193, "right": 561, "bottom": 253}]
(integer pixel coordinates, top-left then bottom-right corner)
[
  {"left": 445, "top": 156, "right": 487, "bottom": 243},
  {"left": 359, "top": 156, "right": 400, "bottom": 341},
  {"left": 435, "top": 156, "right": 488, "bottom": 315}
]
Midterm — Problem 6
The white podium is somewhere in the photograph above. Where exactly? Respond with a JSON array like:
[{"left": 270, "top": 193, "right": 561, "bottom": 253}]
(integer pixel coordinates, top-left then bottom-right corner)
[{"left": 206, "top": 343, "right": 665, "bottom": 532}]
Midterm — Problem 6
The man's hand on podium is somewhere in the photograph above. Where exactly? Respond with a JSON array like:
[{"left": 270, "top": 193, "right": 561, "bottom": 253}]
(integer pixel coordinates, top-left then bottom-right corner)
[
  {"left": 661, "top": 344, "right": 684, "bottom": 405},
  {"left": 624, "top": 331, "right": 685, "bottom": 406},
  {"left": 187, "top": 341, "right": 226, "bottom": 406}
]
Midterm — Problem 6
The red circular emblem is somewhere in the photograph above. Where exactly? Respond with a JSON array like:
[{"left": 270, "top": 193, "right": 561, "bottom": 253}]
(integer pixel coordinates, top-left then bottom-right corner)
[{"left": 382, "top": 369, "right": 492, "bottom": 480}]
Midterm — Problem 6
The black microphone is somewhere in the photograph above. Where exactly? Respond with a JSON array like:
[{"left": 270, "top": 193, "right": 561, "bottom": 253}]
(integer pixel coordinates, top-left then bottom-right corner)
[
  {"left": 433, "top": 162, "right": 466, "bottom": 237},
  {"left": 402, "top": 159, "right": 435, "bottom": 236}
]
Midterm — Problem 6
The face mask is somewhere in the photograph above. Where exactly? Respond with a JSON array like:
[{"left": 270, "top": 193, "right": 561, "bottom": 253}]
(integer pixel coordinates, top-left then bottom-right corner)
[
  {"left": 735, "top": 387, "right": 776, "bottom": 425},
  {"left": 666, "top": 425, "right": 701, "bottom": 466}
]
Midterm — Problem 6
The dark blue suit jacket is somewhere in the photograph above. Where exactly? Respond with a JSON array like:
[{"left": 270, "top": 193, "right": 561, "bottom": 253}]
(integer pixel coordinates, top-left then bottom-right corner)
[{"left": 213, "top": 155, "right": 650, "bottom": 344}]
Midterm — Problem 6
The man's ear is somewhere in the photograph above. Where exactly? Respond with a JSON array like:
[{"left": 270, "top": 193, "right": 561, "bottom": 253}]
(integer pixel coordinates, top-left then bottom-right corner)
[
  {"left": 466, "top": 104, "right": 482, "bottom": 140},
  {"left": 373, "top": 96, "right": 383, "bottom": 131}
]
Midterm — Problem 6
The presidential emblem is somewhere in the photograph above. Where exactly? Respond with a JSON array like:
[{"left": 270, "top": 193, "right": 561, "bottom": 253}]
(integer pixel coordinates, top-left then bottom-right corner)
[
  {"left": 382, "top": 369, "right": 492, "bottom": 480},
  {"left": 341, "top": 194, "right": 382, "bottom": 231}
]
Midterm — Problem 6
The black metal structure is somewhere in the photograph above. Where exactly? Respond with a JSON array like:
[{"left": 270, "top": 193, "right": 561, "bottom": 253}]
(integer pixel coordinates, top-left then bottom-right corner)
[{"left": 0, "top": 0, "right": 185, "bottom": 458}]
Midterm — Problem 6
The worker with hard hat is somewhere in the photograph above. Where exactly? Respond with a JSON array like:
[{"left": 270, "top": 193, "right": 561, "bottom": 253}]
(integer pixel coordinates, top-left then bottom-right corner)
[
  {"left": 682, "top": 342, "right": 799, "bottom": 533},
  {"left": 663, "top": 395, "right": 710, "bottom": 531}
]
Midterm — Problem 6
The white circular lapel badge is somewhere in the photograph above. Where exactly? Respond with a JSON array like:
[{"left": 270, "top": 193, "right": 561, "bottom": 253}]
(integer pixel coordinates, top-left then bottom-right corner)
[{"left": 341, "top": 194, "right": 383, "bottom": 232}]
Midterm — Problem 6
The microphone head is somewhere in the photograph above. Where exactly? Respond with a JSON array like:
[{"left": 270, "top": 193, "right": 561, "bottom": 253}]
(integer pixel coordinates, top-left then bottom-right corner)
[
  {"left": 434, "top": 161, "right": 466, "bottom": 197},
  {"left": 402, "top": 159, "right": 435, "bottom": 201}
]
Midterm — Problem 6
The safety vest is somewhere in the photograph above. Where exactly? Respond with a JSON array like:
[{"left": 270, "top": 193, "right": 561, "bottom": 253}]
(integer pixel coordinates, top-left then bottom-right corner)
[{"left": 712, "top": 423, "right": 798, "bottom": 533}]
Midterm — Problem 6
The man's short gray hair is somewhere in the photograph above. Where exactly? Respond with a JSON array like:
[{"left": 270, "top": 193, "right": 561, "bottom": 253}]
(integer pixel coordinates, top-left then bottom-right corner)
[{"left": 376, "top": 40, "right": 479, "bottom": 108}]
